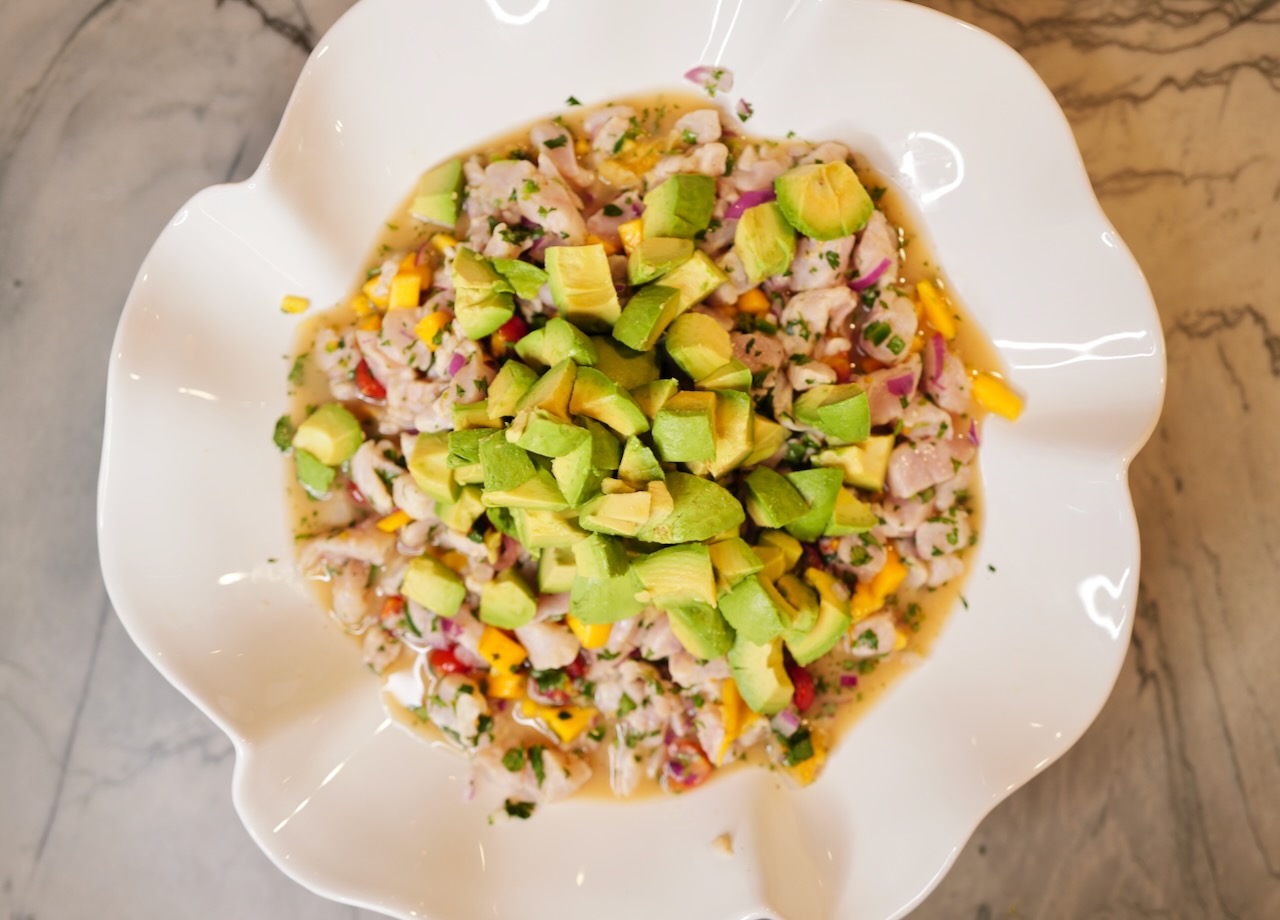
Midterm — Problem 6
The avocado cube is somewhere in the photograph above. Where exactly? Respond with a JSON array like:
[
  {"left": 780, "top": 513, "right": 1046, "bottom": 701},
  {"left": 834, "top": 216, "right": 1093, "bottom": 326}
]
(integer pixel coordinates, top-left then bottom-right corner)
[
  {"left": 651, "top": 250, "right": 728, "bottom": 315},
  {"left": 591, "top": 336, "right": 660, "bottom": 389},
  {"left": 453, "top": 400, "right": 503, "bottom": 431},
  {"left": 782, "top": 468, "right": 846, "bottom": 542},
  {"left": 752, "top": 544, "right": 788, "bottom": 582},
  {"left": 787, "top": 568, "right": 854, "bottom": 665},
  {"left": 479, "top": 569, "right": 538, "bottom": 629},
  {"left": 479, "top": 431, "right": 536, "bottom": 493},
  {"left": 667, "top": 602, "right": 736, "bottom": 661},
  {"left": 735, "top": 201, "right": 797, "bottom": 284},
  {"left": 511, "top": 508, "right": 587, "bottom": 548},
  {"left": 824, "top": 487, "right": 879, "bottom": 536},
  {"left": 436, "top": 485, "right": 487, "bottom": 534},
  {"left": 507, "top": 408, "right": 591, "bottom": 459},
  {"left": 627, "top": 237, "right": 694, "bottom": 285},
  {"left": 546, "top": 243, "right": 621, "bottom": 330},
  {"left": 612, "top": 285, "right": 681, "bottom": 352},
  {"left": 642, "top": 174, "right": 716, "bottom": 239},
  {"left": 572, "top": 533, "right": 630, "bottom": 580},
  {"left": 515, "top": 316, "right": 598, "bottom": 369},
  {"left": 487, "top": 506, "right": 520, "bottom": 540},
  {"left": 664, "top": 312, "right": 733, "bottom": 382},
  {"left": 452, "top": 249, "right": 515, "bottom": 340},
  {"left": 652, "top": 391, "right": 716, "bottom": 463},
  {"left": 488, "top": 360, "right": 539, "bottom": 420},
  {"left": 410, "top": 158, "right": 464, "bottom": 228},
  {"left": 633, "top": 543, "right": 716, "bottom": 609},
  {"left": 742, "top": 414, "right": 789, "bottom": 466},
  {"left": 744, "top": 466, "right": 809, "bottom": 528},
  {"left": 757, "top": 530, "right": 803, "bottom": 570},
  {"left": 516, "top": 359, "right": 577, "bottom": 421},
  {"left": 401, "top": 555, "right": 466, "bottom": 618},
  {"left": 550, "top": 438, "right": 603, "bottom": 506},
  {"left": 408, "top": 431, "right": 458, "bottom": 503},
  {"left": 633, "top": 472, "right": 744, "bottom": 545},
  {"left": 490, "top": 257, "right": 549, "bottom": 300},
  {"left": 569, "top": 367, "right": 650, "bottom": 438},
  {"left": 580, "top": 417, "right": 623, "bottom": 470},
  {"left": 569, "top": 569, "right": 647, "bottom": 624},
  {"left": 618, "top": 436, "right": 665, "bottom": 486},
  {"left": 717, "top": 574, "right": 793, "bottom": 644},
  {"left": 793, "top": 383, "right": 870, "bottom": 444},
  {"left": 630, "top": 379, "right": 679, "bottom": 421},
  {"left": 694, "top": 389, "right": 755, "bottom": 479},
  {"left": 447, "top": 428, "right": 488, "bottom": 468},
  {"left": 294, "top": 449, "right": 335, "bottom": 498},
  {"left": 481, "top": 468, "right": 569, "bottom": 511},
  {"left": 579, "top": 490, "right": 653, "bottom": 537},
  {"left": 775, "top": 573, "right": 820, "bottom": 641},
  {"left": 774, "top": 160, "right": 874, "bottom": 241},
  {"left": 814, "top": 435, "right": 895, "bottom": 492},
  {"left": 453, "top": 462, "right": 485, "bottom": 485},
  {"left": 708, "top": 538, "right": 764, "bottom": 592},
  {"left": 727, "top": 634, "right": 795, "bottom": 715},
  {"left": 538, "top": 546, "right": 577, "bottom": 594},
  {"left": 695, "top": 358, "right": 752, "bottom": 392},
  {"left": 292, "top": 403, "right": 364, "bottom": 466}
]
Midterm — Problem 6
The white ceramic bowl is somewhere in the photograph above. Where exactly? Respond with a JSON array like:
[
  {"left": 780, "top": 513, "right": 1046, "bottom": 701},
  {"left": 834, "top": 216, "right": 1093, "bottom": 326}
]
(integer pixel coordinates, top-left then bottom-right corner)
[{"left": 98, "top": 1, "right": 1164, "bottom": 917}]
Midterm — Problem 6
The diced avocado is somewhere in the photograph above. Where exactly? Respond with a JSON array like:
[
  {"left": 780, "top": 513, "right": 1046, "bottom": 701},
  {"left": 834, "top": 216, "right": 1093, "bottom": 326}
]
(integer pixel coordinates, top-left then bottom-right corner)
[
  {"left": 735, "top": 201, "right": 797, "bottom": 283},
  {"left": 294, "top": 449, "right": 335, "bottom": 498},
  {"left": 774, "top": 160, "right": 874, "bottom": 241},
  {"left": 696, "top": 358, "right": 752, "bottom": 392},
  {"left": 591, "top": 336, "right": 659, "bottom": 389},
  {"left": 612, "top": 285, "right": 680, "bottom": 352},
  {"left": 410, "top": 158, "right": 464, "bottom": 227},
  {"left": 633, "top": 471, "right": 745, "bottom": 544},
  {"left": 550, "top": 437, "right": 602, "bottom": 506},
  {"left": 618, "top": 436, "right": 665, "bottom": 485},
  {"left": 546, "top": 243, "right": 621, "bottom": 330},
  {"left": 408, "top": 431, "right": 458, "bottom": 503},
  {"left": 479, "top": 432, "right": 536, "bottom": 492},
  {"left": 487, "top": 361, "right": 538, "bottom": 419},
  {"left": 814, "top": 435, "right": 894, "bottom": 492},
  {"left": 783, "top": 468, "right": 845, "bottom": 542},
  {"left": 515, "top": 317, "right": 597, "bottom": 369},
  {"left": 581, "top": 417, "right": 622, "bottom": 470},
  {"left": 292, "top": 403, "right": 364, "bottom": 466},
  {"left": 717, "top": 574, "right": 793, "bottom": 644},
  {"left": 569, "top": 367, "right": 650, "bottom": 438},
  {"left": 538, "top": 546, "right": 577, "bottom": 594},
  {"left": 664, "top": 312, "right": 733, "bottom": 382},
  {"left": 652, "top": 390, "right": 716, "bottom": 463},
  {"left": 787, "top": 568, "right": 854, "bottom": 665},
  {"left": 667, "top": 603, "right": 735, "bottom": 660},
  {"left": 794, "top": 383, "right": 870, "bottom": 444},
  {"left": 435, "top": 481, "right": 483, "bottom": 532},
  {"left": 744, "top": 466, "right": 809, "bottom": 528},
  {"left": 569, "top": 569, "right": 646, "bottom": 624},
  {"left": 487, "top": 506, "right": 520, "bottom": 539},
  {"left": 451, "top": 248, "right": 515, "bottom": 339},
  {"left": 515, "top": 359, "right": 577, "bottom": 420},
  {"left": 642, "top": 174, "right": 716, "bottom": 239},
  {"left": 572, "top": 533, "right": 630, "bottom": 580},
  {"left": 512, "top": 508, "right": 587, "bottom": 548},
  {"left": 727, "top": 635, "right": 794, "bottom": 715},
  {"left": 695, "top": 389, "right": 755, "bottom": 479},
  {"left": 507, "top": 409, "right": 590, "bottom": 459},
  {"left": 453, "top": 400, "right": 503, "bottom": 430},
  {"left": 633, "top": 543, "right": 716, "bottom": 609},
  {"left": 708, "top": 538, "right": 764, "bottom": 592},
  {"left": 490, "top": 257, "right": 549, "bottom": 300},
  {"left": 824, "top": 487, "right": 878, "bottom": 536},
  {"left": 578, "top": 490, "right": 652, "bottom": 536},
  {"left": 775, "top": 573, "right": 820, "bottom": 641},
  {"left": 627, "top": 237, "right": 694, "bottom": 285},
  {"left": 453, "top": 462, "right": 485, "bottom": 485},
  {"left": 630, "top": 378, "right": 679, "bottom": 421},
  {"left": 653, "top": 249, "right": 728, "bottom": 315},
  {"left": 401, "top": 555, "right": 466, "bottom": 618},
  {"left": 752, "top": 544, "right": 787, "bottom": 582},
  {"left": 479, "top": 569, "right": 538, "bottom": 629},
  {"left": 446, "top": 428, "right": 487, "bottom": 467},
  {"left": 481, "top": 468, "right": 569, "bottom": 511},
  {"left": 758, "top": 531, "right": 803, "bottom": 570},
  {"left": 641, "top": 479, "right": 675, "bottom": 533},
  {"left": 742, "top": 414, "right": 788, "bottom": 466}
]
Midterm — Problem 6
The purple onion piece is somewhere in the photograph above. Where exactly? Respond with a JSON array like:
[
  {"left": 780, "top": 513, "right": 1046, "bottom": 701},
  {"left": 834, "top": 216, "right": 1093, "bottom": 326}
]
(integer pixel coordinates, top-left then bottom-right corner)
[
  {"left": 683, "top": 65, "right": 734, "bottom": 95},
  {"left": 771, "top": 708, "right": 802, "bottom": 736},
  {"left": 447, "top": 352, "right": 467, "bottom": 376},
  {"left": 849, "top": 257, "right": 891, "bottom": 291},
  {"left": 886, "top": 372, "right": 914, "bottom": 397},
  {"left": 968, "top": 419, "right": 981, "bottom": 446},
  {"left": 724, "top": 188, "right": 777, "bottom": 221},
  {"left": 440, "top": 617, "right": 461, "bottom": 639},
  {"left": 930, "top": 333, "right": 946, "bottom": 384},
  {"left": 735, "top": 97, "right": 754, "bottom": 123},
  {"left": 840, "top": 674, "right": 859, "bottom": 688}
]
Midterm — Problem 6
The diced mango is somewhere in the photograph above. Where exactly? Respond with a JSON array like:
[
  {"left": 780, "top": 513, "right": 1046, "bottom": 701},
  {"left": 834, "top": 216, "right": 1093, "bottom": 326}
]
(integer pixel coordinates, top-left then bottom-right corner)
[
  {"left": 362, "top": 277, "right": 390, "bottom": 308},
  {"left": 375, "top": 509, "right": 411, "bottom": 533},
  {"left": 478, "top": 626, "right": 528, "bottom": 674},
  {"left": 972, "top": 372, "right": 1024, "bottom": 421},
  {"left": 585, "top": 233, "right": 619, "bottom": 256},
  {"left": 440, "top": 550, "right": 469, "bottom": 573},
  {"left": 486, "top": 671, "right": 527, "bottom": 700},
  {"left": 430, "top": 233, "right": 458, "bottom": 253},
  {"left": 718, "top": 678, "right": 759, "bottom": 765},
  {"left": 916, "top": 279, "right": 956, "bottom": 340},
  {"left": 894, "top": 629, "right": 909, "bottom": 652},
  {"left": 414, "top": 310, "right": 451, "bottom": 349},
  {"left": 359, "top": 315, "right": 382, "bottom": 333},
  {"left": 852, "top": 545, "right": 907, "bottom": 620},
  {"left": 350, "top": 293, "right": 374, "bottom": 317},
  {"left": 519, "top": 700, "right": 598, "bottom": 744},
  {"left": 566, "top": 614, "right": 611, "bottom": 649},
  {"left": 389, "top": 273, "right": 421, "bottom": 309},
  {"left": 574, "top": 138, "right": 590, "bottom": 157},
  {"left": 280, "top": 294, "right": 310, "bottom": 314},
  {"left": 617, "top": 219, "right": 644, "bottom": 255},
  {"left": 736, "top": 288, "right": 771, "bottom": 316},
  {"left": 483, "top": 528, "right": 504, "bottom": 565}
]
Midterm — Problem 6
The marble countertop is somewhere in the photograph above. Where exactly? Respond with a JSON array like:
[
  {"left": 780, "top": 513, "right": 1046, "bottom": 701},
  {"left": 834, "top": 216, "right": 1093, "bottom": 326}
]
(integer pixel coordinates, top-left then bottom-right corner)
[{"left": 2, "top": 1, "right": 1276, "bottom": 917}]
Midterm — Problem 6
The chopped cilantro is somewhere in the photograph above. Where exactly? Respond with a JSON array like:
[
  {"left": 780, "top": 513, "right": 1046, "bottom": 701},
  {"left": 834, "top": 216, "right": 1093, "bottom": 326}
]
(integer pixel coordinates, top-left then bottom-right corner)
[
  {"left": 617, "top": 693, "right": 637, "bottom": 716},
  {"left": 602, "top": 203, "right": 624, "bottom": 217},
  {"left": 272, "top": 415, "right": 295, "bottom": 451},
  {"left": 502, "top": 747, "right": 525, "bottom": 772},
  {"left": 503, "top": 799, "right": 536, "bottom": 819},
  {"left": 287, "top": 353, "right": 307, "bottom": 386},
  {"left": 566, "top": 95, "right": 581, "bottom": 106},
  {"left": 543, "top": 135, "right": 568, "bottom": 149},
  {"left": 529, "top": 745, "right": 546, "bottom": 786},
  {"left": 864, "top": 321, "right": 892, "bottom": 346}
]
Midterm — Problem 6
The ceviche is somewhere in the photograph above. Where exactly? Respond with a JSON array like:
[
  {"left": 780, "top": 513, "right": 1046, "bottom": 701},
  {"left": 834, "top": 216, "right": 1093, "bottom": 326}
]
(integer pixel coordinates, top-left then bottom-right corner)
[{"left": 277, "top": 87, "right": 1021, "bottom": 819}]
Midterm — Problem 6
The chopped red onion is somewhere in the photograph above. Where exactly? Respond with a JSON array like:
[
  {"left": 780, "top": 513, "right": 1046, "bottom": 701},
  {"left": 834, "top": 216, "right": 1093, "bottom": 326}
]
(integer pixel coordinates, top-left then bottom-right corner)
[
  {"left": 440, "top": 617, "right": 461, "bottom": 639},
  {"left": 724, "top": 188, "right": 776, "bottom": 221},
  {"left": 735, "top": 97, "right": 754, "bottom": 122},
  {"left": 771, "top": 708, "right": 802, "bottom": 736},
  {"left": 684, "top": 65, "right": 734, "bottom": 95},
  {"left": 840, "top": 674, "right": 859, "bottom": 688},
  {"left": 968, "top": 419, "right": 981, "bottom": 446},
  {"left": 447, "top": 352, "right": 467, "bottom": 376},
  {"left": 930, "top": 334, "right": 946, "bottom": 384},
  {"left": 886, "top": 372, "right": 914, "bottom": 397},
  {"left": 849, "top": 257, "right": 890, "bottom": 291},
  {"left": 494, "top": 535, "right": 521, "bottom": 571}
]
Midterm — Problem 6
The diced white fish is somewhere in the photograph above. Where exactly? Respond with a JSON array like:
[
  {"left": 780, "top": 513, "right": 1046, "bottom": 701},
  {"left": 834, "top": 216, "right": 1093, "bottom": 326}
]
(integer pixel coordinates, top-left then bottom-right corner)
[
  {"left": 780, "top": 286, "right": 856, "bottom": 355},
  {"left": 837, "top": 534, "right": 886, "bottom": 582},
  {"left": 638, "top": 613, "right": 685, "bottom": 662},
  {"left": 349, "top": 439, "right": 403, "bottom": 514},
  {"left": 475, "top": 743, "right": 591, "bottom": 803},
  {"left": 853, "top": 209, "right": 899, "bottom": 290},
  {"left": 646, "top": 142, "right": 729, "bottom": 184},
  {"left": 300, "top": 525, "right": 396, "bottom": 570},
  {"left": 922, "top": 337, "right": 973, "bottom": 414},
  {"left": 330, "top": 559, "right": 373, "bottom": 630},
  {"left": 858, "top": 291, "right": 918, "bottom": 365},
  {"left": 876, "top": 495, "right": 934, "bottom": 538},
  {"left": 515, "top": 621, "right": 581, "bottom": 671},
  {"left": 787, "top": 360, "right": 837, "bottom": 391},
  {"left": 935, "top": 462, "right": 972, "bottom": 512},
  {"left": 311, "top": 327, "right": 360, "bottom": 402},
  {"left": 849, "top": 613, "right": 897, "bottom": 659},
  {"left": 362, "top": 624, "right": 402, "bottom": 673},
  {"left": 672, "top": 109, "right": 722, "bottom": 145},
  {"left": 927, "top": 554, "right": 966, "bottom": 587},
  {"left": 864, "top": 355, "right": 923, "bottom": 426},
  {"left": 428, "top": 675, "right": 492, "bottom": 749},
  {"left": 530, "top": 120, "right": 594, "bottom": 188},
  {"left": 790, "top": 235, "right": 854, "bottom": 291},
  {"left": 797, "top": 141, "right": 851, "bottom": 166},
  {"left": 915, "top": 509, "right": 972, "bottom": 559},
  {"left": 886, "top": 440, "right": 955, "bottom": 499},
  {"left": 392, "top": 474, "right": 434, "bottom": 521},
  {"left": 667, "top": 651, "right": 731, "bottom": 689},
  {"left": 901, "top": 397, "right": 953, "bottom": 442}
]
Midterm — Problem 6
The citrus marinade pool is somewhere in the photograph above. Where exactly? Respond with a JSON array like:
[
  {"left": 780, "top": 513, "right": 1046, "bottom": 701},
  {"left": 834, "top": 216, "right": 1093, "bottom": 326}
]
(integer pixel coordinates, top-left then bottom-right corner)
[{"left": 280, "top": 91, "right": 1018, "bottom": 807}]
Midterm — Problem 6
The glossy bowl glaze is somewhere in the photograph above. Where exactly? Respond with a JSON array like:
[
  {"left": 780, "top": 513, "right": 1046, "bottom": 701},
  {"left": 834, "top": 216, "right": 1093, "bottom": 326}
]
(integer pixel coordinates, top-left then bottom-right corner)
[{"left": 98, "top": 1, "right": 1164, "bottom": 917}]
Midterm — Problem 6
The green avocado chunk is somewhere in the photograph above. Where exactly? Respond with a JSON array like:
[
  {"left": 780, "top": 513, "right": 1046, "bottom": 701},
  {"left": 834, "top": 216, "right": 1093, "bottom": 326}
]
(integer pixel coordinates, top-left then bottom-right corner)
[
  {"left": 757, "top": 530, "right": 803, "bottom": 570},
  {"left": 591, "top": 336, "right": 660, "bottom": 389},
  {"left": 775, "top": 573, "right": 820, "bottom": 642},
  {"left": 633, "top": 471, "right": 745, "bottom": 544},
  {"left": 630, "top": 378, "right": 679, "bottom": 421},
  {"left": 292, "top": 403, "right": 364, "bottom": 466},
  {"left": 642, "top": 174, "right": 716, "bottom": 239},
  {"left": 664, "top": 312, "right": 733, "bottom": 382},
  {"left": 793, "top": 383, "right": 870, "bottom": 444},
  {"left": 546, "top": 243, "right": 621, "bottom": 330},
  {"left": 490, "top": 257, "right": 549, "bottom": 300},
  {"left": 628, "top": 237, "right": 694, "bottom": 285},
  {"left": 446, "top": 428, "right": 487, "bottom": 467},
  {"left": 774, "top": 160, "right": 874, "bottom": 241},
  {"left": 687, "top": 389, "right": 754, "bottom": 480},
  {"left": 507, "top": 409, "right": 590, "bottom": 458},
  {"left": 569, "top": 569, "right": 647, "bottom": 624},
  {"left": 633, "top": 543, "right": 716, "bottom": 609},
  {"left": 782, "top": 468, "right": 846, "bottom": 542},
  {"left": 294, "top": 449, "right": 335, "bottom": 498},
  {"left": 667, "top": 602, "right": 736, "bottom": 660},
  {"left": 569, "top": 367, "right": 650, "bottom": 438},
  {"left": 516, "top": 359, "right": 578, "bottom": 420},
  {"left": 581, "top": 417, "right": 623, "bottom": 470},
  {"left": 538, "top": 546, "right": 577, "bottom": 594},
  {"left": 578, "top": 490, "right": 653, "bottom": 537},
  {"left": 617, "top": 436, "right": 665, "bottom": 486},
  {"left": 480, "top": 468, "right": 569, "bottom": 511},
  {"left": 479, "top": 431, "right": 536, "bottom": 493},
  {"left": 744, "top": 466, "right": 810, "bottom": 528},
  {"left": 727, "top": 634, "right": 794, "bottom": 715},
  {"left": 487, "top": 360, "right": 539, "bottom": 420},
  {"left": 612, "top": 285, "right": 681, "bottom": 352},
  {"left": 786, "top": 568, "right": 854, "bottom": 666},
  {"left": 752, "top": 544, "right": 788, "bottom": 582},
  {"left": 653, "top": 249, "right": 729, "bottom": 315},
  {"left": 572, "top": 533, "right": 630, "bottom": 580},
  {"left": 437, "top": 485, "right": 485, "bottom": 533},
  {"left": 550, "top": 437, "right": 603, "bottom": 506},
  {"left": 695, "top": 358, "right": 752, "bottom": 392},
  {"left": 717, "top": 574, "right": 792, "bottom": 644},
  {"left": 452, "top": 400, "right": 502, "bottom": 431},
  {"left": 742, "top": 414, "right": 788, "bottom": 466},
  {"left": 651, "top": 390, "right": 716, "bottom": 463},
  {"left": 515, "top": 317, "right": 598, "bottom": 369},
  {"left": 401, "top": 555, "right": 466, "bottom": 618},
  {"left": 408, "top": 431, "right": 458, "bottom": 503},
  {"left": 511, "top": 508, "right": 587, "bottom": 548},
  {"left": 824, "top": 487, "right": 879, "bottom": 536},
  {"left": 410, "top": 158, "right": 464, "bottom": 228},
  {"left": 814, "top": 434, "right": 894, "bottom": 491},
  {"left": 708, "top": 537, "right": 764, "bottom": 594},
  {"left": 479, "top": 569, "right": 538, "bottom": 629},
  {"left": 451, "top": 248, "right": 516, "bottom": 339},
  {"left": 735, "top": 201, "right": 797, "bottom": 284}
]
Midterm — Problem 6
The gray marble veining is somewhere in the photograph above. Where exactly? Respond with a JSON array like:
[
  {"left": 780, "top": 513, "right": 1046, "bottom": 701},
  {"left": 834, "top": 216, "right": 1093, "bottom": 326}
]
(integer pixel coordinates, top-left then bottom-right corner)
[{"left": 1, "top": 1, "right": 1277, "bottom": 918}]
